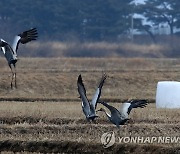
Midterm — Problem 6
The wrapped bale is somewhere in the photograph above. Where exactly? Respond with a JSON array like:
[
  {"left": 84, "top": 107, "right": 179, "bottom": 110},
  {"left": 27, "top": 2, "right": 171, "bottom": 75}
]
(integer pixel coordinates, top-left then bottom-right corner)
[{"left": 156, "top": 81, "right": 180, "bottom": 108}]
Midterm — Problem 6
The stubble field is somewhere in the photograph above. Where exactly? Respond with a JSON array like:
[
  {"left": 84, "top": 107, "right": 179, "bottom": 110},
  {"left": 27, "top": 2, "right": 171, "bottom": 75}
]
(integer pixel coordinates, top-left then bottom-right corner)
[{"left": 0, "top": 57, "right": 180, "bottom": 153}]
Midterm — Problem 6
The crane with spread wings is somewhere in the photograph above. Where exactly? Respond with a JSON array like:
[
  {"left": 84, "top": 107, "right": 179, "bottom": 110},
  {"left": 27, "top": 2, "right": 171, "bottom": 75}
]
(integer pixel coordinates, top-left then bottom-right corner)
[{"left": 0, "top": 28, "right": 38, "bottom": 89}]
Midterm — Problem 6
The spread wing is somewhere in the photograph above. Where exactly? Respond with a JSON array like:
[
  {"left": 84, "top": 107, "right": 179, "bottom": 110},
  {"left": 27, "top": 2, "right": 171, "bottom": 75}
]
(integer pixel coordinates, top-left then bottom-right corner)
[
  {"left": 0, "top": 39, "right": 8, "bottom": 48},
  {"left": 121, "top": 99, "right": 148, "bottom": 115},
  {"left": 100, "top": 101, "right": 121, "bottom": 117},
  {"left": 12, "top": 28, "right": 38, "bottom": 52},
  {"left": 91, "top": 73, "right": 106, "bottom": 109},
  {"left": 0, "top": 39, "right": 16, "bottom": 60},
  {"left": 77, "top": 74, "right": 90, "bottom": 115}
]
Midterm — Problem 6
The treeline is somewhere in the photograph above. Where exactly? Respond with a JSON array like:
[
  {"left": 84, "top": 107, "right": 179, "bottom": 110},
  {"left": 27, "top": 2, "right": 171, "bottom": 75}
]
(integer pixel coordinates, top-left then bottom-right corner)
[
  {"left": 1, "top": 0, "right": 180, "bottom": 42},
  {"left": 0, "top": 0, "right": 132, "bottom": 41}
]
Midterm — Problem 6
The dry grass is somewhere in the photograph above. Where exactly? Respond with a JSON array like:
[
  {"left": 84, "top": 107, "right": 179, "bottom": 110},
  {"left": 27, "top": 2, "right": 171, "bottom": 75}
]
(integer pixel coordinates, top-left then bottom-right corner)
[
  {"left": 0, "top": 57, "right": 180, "bottom": 100},
  {"left": 0, "top": 102, "right": 179, "bottom": 153},
  {"left": 0, "top": 57, "right": 180, "bottom": 153},
  {"left": 24, "top": 41, "right": 171, "bottom": 58}
]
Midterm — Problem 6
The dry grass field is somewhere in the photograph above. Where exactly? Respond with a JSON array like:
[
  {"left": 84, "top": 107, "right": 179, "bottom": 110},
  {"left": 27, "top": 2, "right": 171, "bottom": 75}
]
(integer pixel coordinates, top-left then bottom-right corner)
[
  {"left": 0, "top": 57, "right": 180, "bottom": 153},
  {"left": 25, "top": 41, "right": 172, "bottom": 57}
]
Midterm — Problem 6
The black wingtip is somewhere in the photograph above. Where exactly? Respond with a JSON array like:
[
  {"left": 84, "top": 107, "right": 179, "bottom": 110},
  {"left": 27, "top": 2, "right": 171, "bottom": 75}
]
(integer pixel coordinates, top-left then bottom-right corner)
[
  {"left": 128, "top": 99, "right": 148, "bottom": 103},
  {"left": 139, "top": 99, "right": 149, "bottom": 106},
  {"left": 98, "top": 73, "right": 107, "bottom": 88},
  {"left": 129, "top": 99, "right": 149, "bottom": 109},
  {"left": 29, "top": 27, "right": 37, "bottom": 32},
  {"left": 78, "top": 74, "right": 82, "bottom": 80},
  {"left": 102, "top": 73, "right": 107, "bottom": 80},
  {"left": 31, "top": 27, "right": 37, "bottom": 30},
  {"left": 18, "top": 27, "right": 38, "bottom": 43},
  {"left": 77, "top": 74, "right": 83, "bottom": 84}
]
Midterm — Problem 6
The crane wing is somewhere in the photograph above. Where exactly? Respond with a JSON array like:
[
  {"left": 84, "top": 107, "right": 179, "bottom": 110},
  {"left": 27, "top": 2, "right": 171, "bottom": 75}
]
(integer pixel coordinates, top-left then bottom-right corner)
[
  {"left": 12, "top": 28, "right": 38, "bottom": 52},
  {"left": 121, "top": 99, "right": 148, "bottom": 115},
  {"left": 91, "top": 73, "right": 106, "bottom": 109},
  {"left": 77, "top": 75, "right": 90, "bottom": 115},
  {"left": 0, "top": 39, "right": 16, "bottom": 62},
  {"left": 100, "top": 101, "right": 121, "bottom": 116}
]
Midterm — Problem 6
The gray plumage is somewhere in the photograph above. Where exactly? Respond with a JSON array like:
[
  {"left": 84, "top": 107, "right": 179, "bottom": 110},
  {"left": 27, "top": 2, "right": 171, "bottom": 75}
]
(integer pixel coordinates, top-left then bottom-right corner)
[
  {"left": 0, "top": 28, "right": 38, "bottom": 88},
  {"left": 77, "top": 74, "right": 106, "bottom": 121},
  {"left": 97, "top": 99, "right": 148, "bottom": 128}
]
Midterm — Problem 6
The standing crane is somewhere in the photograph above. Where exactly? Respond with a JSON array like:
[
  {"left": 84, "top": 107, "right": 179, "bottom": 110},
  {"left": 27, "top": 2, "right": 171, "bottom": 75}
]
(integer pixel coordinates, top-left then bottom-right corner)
[{"left": 0, "top": 28, "right": 38, "bottom": 89}]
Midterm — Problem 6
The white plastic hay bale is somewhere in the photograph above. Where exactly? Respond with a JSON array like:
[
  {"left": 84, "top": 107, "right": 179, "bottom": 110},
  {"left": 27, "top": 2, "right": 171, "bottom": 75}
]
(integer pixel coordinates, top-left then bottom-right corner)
[{"left": 156, "top": 81, "right": 180, "bottom": 108}]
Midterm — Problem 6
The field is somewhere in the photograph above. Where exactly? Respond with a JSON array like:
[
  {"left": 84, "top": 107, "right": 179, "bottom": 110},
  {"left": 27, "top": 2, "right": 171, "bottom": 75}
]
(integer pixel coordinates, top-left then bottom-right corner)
[{"left": 0, "top": 57, "right": 180, "bottom": 153}]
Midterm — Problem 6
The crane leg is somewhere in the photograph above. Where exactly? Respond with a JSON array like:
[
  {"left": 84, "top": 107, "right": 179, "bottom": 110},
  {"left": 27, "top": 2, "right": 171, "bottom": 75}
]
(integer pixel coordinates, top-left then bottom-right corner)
[
  {"left": 9, "top": 64, "right": 16, "bottom": 89},
  {"left": 9, "top": 64, "right": 14, "bottom": 89},
  {"left": 13, "top": 64, "right": 17, "bottom": 88}
]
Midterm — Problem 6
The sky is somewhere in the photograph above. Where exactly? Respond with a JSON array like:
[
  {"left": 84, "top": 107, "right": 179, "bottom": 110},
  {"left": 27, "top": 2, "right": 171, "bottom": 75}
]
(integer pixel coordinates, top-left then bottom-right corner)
[{"left": 135, "top": 0, "right": 145, "bottom": 4}]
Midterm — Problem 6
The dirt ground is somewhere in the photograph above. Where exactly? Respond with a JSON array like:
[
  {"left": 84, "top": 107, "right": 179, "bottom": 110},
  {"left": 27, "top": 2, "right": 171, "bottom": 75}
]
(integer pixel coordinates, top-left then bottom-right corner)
[{"left": 0, "top": 58, "right": 180, "bottom": 153}]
